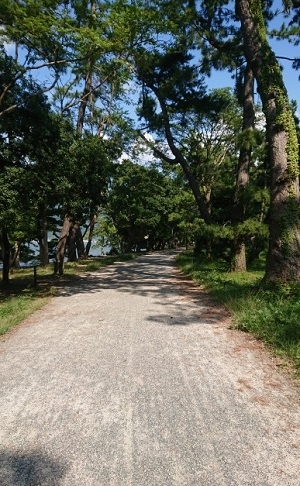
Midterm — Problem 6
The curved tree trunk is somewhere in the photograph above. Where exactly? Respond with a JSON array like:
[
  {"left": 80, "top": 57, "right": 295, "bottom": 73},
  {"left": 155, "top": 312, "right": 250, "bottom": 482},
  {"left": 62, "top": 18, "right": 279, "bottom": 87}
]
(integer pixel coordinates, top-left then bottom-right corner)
[
  {"left": 177, "top": 153, "right": 211, "bottom": 224},
  {"left": 149, "top": 86, "right": 211, "bottom": 224},
  {"left": 54, "top": 215, "right": 73, "bottom": 275},
  {"left": 236, "top": 0, "right": 300, "bottom": 283}
]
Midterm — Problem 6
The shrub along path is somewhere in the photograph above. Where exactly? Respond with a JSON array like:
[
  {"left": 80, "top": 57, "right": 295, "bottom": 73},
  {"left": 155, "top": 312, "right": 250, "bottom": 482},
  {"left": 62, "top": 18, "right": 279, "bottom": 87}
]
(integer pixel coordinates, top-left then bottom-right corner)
[{"left": 0, "top": 251, "right": 299, "bottom": 485}]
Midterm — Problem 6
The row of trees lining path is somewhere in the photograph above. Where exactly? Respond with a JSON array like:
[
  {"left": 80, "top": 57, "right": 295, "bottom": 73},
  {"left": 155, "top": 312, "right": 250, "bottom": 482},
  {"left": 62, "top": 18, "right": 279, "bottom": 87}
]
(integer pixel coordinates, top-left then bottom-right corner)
[{"left": 0, "top": 0, "right": 300, "bottom": 283}]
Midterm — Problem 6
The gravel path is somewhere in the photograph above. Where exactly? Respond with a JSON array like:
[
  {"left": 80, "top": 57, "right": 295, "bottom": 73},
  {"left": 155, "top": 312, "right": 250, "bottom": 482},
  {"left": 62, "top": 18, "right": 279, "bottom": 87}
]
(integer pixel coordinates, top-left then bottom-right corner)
[{"left": 0, "top": 251, "right": 299, "bottom": 485}]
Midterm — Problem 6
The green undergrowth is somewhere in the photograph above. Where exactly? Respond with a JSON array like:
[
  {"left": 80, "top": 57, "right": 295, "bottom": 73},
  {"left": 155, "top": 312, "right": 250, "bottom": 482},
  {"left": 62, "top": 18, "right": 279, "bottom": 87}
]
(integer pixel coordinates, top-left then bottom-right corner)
[
  {"left": 176, "top": 251, "right": 300, "bottom": 374},
  {"left": 0, "top": 293, "right": 54, "bottom": 336},
  {"left": 0, "top": 253, "right": 137, "bottom": 336}
]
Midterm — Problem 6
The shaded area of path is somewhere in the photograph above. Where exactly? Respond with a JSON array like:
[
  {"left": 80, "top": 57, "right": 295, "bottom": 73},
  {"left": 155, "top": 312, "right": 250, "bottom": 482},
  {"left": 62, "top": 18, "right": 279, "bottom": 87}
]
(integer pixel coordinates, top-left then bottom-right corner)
[{"left": 0, "top": 251, "right": 299, "bottom": 485}]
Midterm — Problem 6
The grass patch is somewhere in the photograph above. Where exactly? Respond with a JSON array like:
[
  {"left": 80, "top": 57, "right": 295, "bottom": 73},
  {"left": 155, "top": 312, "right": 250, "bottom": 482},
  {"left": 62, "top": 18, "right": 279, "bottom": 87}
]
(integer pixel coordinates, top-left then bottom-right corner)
[
  {"left": 63, "top": 253, "right": 137, "bottom": 275},
  {"left": 176, "top": 251, "right": 300, "bottom": 373},
  {"left": 0, "top": 294, "right": 53, "bottom": 336},
  {"left": 0, "top": 253, "right": 138, "bottom": 336}
]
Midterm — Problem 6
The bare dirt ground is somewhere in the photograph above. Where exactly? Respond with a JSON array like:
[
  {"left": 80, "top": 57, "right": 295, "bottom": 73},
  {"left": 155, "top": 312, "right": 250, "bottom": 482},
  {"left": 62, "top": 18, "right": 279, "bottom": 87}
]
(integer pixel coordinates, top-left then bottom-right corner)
[{"left": 0, "top": 251, "right": 299, "bottom": 485}]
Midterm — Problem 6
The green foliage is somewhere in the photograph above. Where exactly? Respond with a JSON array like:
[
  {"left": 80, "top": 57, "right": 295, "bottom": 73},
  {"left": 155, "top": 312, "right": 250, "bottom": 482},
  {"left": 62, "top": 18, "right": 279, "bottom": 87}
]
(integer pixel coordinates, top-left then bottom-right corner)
[
  {"left": 135, "top": 33, "right": 207, "bottom": 136},
  {"left": 57, "top": 132, "right": 114, "bottom": 217},
  {"left": 0, "top": 0, "right": 298, "bottom": 284},
  {"left": 0, "top": 66, "right": 60, "bottom": 244},
  {"left": 176, "top": 251, "right": 300, "bottom": 372},
  {"left": 106, "top": 160, "right": 198, "bottom": 251},
  {"left": 181, "top": 87, "right": 242, "bottom": 211},
  {"left": 0, "top": 294, "right": 48, "bottom": 335},
  {"left": 194, "top": 217, "right": 269, "bottom": 263},
  {"left": 94, "top": 213, "right": 122, "bottom": 251}
]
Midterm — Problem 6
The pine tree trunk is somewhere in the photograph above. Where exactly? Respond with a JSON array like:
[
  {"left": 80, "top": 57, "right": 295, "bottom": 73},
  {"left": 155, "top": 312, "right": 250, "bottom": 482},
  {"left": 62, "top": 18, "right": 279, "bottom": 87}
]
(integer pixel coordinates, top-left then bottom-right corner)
[
  {"left": 75, "top": 223, "right": 86, "bottom": 259},
  {"left": 10, "top": 241, "right": 21, "bottom": 269},
  {"left": 149, "top": 85, "right": 211, "bottom": 224},
  {"left": 236, "top": 0, "right": 300, "bottom": 282},
  {"left": 67, "top": 222, "right": 86, "bottom": 262},
  {"left": 54, "top": 215, "right": 73, "bottom": 275},
  {"left": 85, "top": 214, "right": 97, "bottom": 256},
  {"left": 232, "top": 242, "right": 247, "bottom": 272},
  {"left": 76, "top": 0, "right": 95, "bottom": 134},
  {"left": 67, "top": 224, "right": 77, "bottom": 262},
  {"left": 178, "top": 154, "right": 211, "bottom": 224},
  {"left": 232, "top": 66, "right": 255, "bottom": 272},
  {"left": 76, "top": 67, "right": 93, "bottom": 135}
]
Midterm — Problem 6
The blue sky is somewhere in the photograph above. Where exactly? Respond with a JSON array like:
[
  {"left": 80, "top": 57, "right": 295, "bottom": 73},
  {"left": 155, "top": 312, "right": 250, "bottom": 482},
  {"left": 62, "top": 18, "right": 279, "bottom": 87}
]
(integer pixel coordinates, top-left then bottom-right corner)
[
  {"left": 207, "top": 41, "right": 300, "bottom": 114},
  {"left": 270, "top": 0, "right": 300, "bottom": 110},
  {"left": 271, "top": 39, "right": 299, "bottom": 109},
  {"left": 205, "top": 1, "right": 300, "bottom": 114},
  {"left": 206, "top": 37, "right": 299, "bottom": 114},
  {"left": 4, "top": 2, "right": 299, "bottom": 117}
]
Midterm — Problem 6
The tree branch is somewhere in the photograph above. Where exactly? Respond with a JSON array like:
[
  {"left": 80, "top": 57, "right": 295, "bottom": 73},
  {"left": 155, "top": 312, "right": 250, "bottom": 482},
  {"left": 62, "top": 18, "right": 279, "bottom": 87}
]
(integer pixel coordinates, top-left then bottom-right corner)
[
  {"left": 138, "top": 131, "right": 177, "bottom": 164},
  {"left": 0, "top": 73, "right": 59, "bottom": 117},
  {"left": 276, "top": 55, "right": 298, "bottom": 61}
]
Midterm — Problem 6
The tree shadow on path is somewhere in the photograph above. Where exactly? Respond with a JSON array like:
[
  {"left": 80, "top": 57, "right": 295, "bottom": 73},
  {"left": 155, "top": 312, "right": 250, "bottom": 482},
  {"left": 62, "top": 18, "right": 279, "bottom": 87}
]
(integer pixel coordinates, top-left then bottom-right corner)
[
  {"left": 0, "top": 450, "right": 68, "bottom": 486},
  {"left": 52, "top": 251, "right": 230, "bottom": 327},
  {"left": 53, "top": 252, "right": 198, "bottom": 297}
]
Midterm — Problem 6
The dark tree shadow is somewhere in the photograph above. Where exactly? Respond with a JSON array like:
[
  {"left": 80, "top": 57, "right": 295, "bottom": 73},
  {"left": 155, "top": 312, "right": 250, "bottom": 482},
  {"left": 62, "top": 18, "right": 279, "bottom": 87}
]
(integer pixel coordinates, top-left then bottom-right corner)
[
  {"left": 50, "top": 252, "right": 200, "bottom": 300},
  {"left": 0, "top": 451, "right": 68, "bottom": 486},
  {"left": 49, "top": 251, "right": 229, "bottom": 327}
]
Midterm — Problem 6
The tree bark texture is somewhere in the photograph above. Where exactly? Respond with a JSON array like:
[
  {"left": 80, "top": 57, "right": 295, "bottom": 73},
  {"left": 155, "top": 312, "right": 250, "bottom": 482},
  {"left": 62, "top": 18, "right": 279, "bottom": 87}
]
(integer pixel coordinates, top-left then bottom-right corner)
[
  {"left": 232, "top": 66, "right": 255, "bottom": 272},
  {"left": 75, "top": 224, "right": 86, "bottom": 258},
  {"left": 54, "top": 215, "right": 73, "bottom": 275},
  {"left": 85, "top": 214, "right": 97, "bottom": 256},
  {"left": 10, "top": 241, "right": 21, "bottom": 269},
  {"left": 68, "top": 222, "right": 86, "bottom": 262},
  {"left": 232, "top": 241, "right": 247, "bottom": 273},
  {"left": 236, "top": 0, "right": 300, "bottom": 282},
  {"left": 67, "top": 224, "right": 78, "bottom": 262},
  {"left": 76, "top": 66, "right": 93, "bottom": 135}
]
